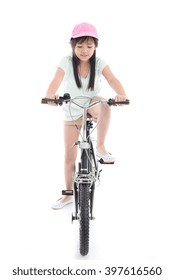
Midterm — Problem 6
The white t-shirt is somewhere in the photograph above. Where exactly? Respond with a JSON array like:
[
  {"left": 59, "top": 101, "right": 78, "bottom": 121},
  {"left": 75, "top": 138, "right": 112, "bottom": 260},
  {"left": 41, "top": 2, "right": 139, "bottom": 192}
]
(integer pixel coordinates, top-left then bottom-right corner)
[{"left": 58, "top": 55, "right": 107, "bottom": 121}]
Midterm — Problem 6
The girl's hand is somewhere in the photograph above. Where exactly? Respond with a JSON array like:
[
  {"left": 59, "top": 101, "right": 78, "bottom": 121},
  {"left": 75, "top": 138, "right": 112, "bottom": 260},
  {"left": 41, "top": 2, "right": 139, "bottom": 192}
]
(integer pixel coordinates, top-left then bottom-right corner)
[
  {"left": 114, "top": 94, "right": 127, "bottom": 105},
  {"left": 46, "top": 94, "right": 59, "bottom": 106}
]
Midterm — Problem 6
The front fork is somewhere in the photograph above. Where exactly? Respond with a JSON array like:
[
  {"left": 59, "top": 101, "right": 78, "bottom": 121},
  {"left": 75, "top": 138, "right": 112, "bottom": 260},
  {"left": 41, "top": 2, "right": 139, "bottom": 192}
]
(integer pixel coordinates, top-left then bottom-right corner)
[
  {"left": 72, "top": 150, "right": 96, "bottom": 222},
  {"left": 72, "top": 180, "right": 95, "bottom": 222},
  {"left": 72, "top": 118, "right": 97, "bottom": 222}
]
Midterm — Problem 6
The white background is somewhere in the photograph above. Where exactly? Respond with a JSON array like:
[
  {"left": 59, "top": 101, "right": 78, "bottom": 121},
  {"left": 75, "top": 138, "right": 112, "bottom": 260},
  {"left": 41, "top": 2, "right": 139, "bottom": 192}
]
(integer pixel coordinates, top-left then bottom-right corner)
[{"left": 0, "top": 0, "right": 174, "bottom": 279}]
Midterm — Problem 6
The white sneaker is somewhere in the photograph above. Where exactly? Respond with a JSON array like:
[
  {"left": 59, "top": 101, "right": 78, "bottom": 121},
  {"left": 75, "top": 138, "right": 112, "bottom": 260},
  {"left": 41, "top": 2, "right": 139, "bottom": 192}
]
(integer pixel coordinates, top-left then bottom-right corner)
[
  {"left": 51, "top": 197, "right": 73, "bottom": 210},
  {"left": 96, "top": 150, "right": 115, "bottom": 164}
]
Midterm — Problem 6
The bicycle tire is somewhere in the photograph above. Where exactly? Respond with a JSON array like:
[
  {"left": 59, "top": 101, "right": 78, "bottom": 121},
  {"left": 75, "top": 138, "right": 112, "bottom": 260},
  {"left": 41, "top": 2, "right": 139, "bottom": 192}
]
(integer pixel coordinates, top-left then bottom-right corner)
[
  {"left": 79, "top": 183, "right": 90, "bottom": 256},
  {"left": 78, "top": 122, "right": 92, "bottom": 256}
]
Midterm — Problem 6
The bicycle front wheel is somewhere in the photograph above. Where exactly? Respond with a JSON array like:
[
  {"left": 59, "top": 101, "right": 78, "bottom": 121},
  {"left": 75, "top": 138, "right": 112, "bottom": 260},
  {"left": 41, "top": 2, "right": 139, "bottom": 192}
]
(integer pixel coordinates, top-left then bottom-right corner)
[{"left": 79, "top": 183, "right": 90, "bottom": 256}]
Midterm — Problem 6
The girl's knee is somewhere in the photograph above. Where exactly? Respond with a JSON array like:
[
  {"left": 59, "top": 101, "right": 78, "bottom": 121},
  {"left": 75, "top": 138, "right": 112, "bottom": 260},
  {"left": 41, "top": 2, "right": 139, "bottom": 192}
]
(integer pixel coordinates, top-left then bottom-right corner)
[{"left": 99, "top": 102, "right": 111, "bottom": 116}]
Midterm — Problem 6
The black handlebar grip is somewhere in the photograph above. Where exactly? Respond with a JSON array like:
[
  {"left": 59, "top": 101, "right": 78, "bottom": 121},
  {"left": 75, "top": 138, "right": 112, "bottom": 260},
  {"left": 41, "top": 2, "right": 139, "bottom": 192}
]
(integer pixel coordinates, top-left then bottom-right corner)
[
  {"left": 41, "top": 98, "right": 60, "bottom": 105},
  {"left": 41, "top": 94, "right": 71, "bottom": 105},
  {"left": 124, "top": 99, "right": 130, "bottom": 104},
  {"left": 108, "top": 99, "right": 130, "bottom": 105},
  {"left": 41, "top": 98, "right": 48, "bottom": 104}
]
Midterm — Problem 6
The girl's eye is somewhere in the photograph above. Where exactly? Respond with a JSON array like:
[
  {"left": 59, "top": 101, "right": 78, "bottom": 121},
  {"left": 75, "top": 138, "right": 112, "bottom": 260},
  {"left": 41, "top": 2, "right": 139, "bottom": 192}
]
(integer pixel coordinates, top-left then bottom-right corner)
[{"left": 76, "top": 45, "right": 93, "bottom": 48}]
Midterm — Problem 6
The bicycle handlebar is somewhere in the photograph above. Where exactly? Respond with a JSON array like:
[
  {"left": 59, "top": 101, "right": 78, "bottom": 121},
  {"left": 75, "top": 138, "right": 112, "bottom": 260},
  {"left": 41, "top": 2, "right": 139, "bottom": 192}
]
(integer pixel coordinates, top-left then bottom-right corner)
[{"left": 41, "top": 93, "right": 129, "bottom": 107}]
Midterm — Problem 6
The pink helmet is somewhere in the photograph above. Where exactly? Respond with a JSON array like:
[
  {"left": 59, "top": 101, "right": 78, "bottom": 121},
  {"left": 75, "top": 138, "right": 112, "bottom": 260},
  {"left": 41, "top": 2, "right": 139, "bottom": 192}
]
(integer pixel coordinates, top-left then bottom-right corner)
[{"left": 71, "top": 22, "right": 98, "bottom": 40}]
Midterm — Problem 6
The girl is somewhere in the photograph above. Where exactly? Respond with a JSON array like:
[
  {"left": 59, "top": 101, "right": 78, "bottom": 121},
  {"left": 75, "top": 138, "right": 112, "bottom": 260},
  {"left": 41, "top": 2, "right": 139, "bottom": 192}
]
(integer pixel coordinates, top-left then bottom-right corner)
[{"left": 45, "top": 22, "right": 127, "bottom": 209}]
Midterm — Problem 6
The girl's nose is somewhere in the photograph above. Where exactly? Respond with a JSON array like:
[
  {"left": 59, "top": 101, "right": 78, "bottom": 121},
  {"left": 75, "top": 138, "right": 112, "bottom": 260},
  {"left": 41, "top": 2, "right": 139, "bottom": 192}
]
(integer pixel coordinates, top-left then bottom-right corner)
[{"left": 82, "top": 47, "right": 87, "bottom": 53}]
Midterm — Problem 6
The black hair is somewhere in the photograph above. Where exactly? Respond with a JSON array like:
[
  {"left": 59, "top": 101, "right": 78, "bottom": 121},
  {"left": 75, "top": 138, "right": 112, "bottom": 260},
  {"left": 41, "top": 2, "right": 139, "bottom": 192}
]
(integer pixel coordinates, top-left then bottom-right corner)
[{"left": 70, "top": 36, "right": 98, "bottom": 91}]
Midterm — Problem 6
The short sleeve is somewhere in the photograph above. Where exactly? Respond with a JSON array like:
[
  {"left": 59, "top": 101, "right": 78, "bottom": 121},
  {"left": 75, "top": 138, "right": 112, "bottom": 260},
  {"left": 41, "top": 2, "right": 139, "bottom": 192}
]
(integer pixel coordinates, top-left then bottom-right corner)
[
  {"left": 96, "top": 57, "right": 108, "bottom": 75},
  {"left": 58, "top": 56, "right": 72, "bottom": 73}
]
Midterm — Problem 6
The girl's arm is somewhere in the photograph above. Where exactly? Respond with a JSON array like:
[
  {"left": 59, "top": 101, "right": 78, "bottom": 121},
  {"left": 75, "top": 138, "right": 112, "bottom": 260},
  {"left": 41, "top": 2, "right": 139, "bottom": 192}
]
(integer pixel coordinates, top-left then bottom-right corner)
[
  {"left": 102, "top": 65, "right": 127, "bottom": 101},
  {"left": 46, "top": 67, "right": 65, "bottom": 99}
]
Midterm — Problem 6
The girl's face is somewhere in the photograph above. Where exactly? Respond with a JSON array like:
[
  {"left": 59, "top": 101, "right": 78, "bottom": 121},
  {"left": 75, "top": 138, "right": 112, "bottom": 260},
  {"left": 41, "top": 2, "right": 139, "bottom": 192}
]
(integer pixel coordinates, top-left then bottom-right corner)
[{"left": 74, "top": 37, "right": 96, "bottom": 62}]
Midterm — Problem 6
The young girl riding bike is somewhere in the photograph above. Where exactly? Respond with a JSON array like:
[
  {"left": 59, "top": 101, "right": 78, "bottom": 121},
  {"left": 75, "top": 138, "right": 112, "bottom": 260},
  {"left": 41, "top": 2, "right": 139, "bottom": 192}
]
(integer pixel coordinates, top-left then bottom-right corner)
[{"left": 45, "top": 22, "right": 127, "bottom": 209}]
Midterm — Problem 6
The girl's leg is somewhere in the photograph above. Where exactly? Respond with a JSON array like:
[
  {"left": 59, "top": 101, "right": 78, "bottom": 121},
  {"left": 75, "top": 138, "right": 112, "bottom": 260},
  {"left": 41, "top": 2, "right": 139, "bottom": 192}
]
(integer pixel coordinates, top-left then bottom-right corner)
[
  {"left": 60, "top": 124, "right": 80, "bottom": 203},
  {"left": 87, "top": 97, "right": 111, "bottom": 154}
]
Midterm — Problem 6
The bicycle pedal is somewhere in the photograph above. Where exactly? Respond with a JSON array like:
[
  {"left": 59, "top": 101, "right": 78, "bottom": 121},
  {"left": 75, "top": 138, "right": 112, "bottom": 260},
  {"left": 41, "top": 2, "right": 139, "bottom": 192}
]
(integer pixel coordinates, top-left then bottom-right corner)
[
  {"left": 98, "top": 158, "right": 115, "bottom": 164},
  {"left": 71, "top": 213, "right": 78, "bottom": 223},
  {"left": 62, "top": 190, "right": 73, "bottom": 195}
]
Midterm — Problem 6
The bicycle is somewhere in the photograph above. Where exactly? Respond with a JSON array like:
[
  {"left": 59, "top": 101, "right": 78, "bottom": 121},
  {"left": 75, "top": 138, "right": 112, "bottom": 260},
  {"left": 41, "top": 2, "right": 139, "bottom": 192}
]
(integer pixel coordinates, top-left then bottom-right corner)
[{"left": 41, "top": 94, "right": 129, "bottom": 256}]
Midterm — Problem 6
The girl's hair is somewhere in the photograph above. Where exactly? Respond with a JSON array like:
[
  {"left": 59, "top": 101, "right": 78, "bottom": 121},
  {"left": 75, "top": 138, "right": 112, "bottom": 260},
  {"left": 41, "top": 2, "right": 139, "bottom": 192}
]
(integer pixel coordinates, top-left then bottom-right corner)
[{"left": 70, "top": 36, "right": 98, "bottom": 91}]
